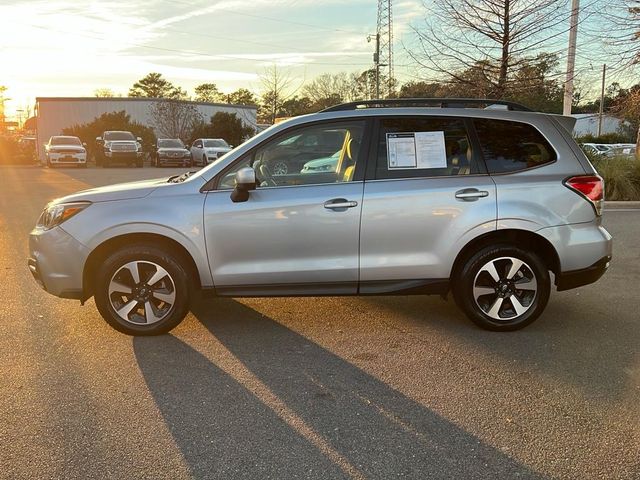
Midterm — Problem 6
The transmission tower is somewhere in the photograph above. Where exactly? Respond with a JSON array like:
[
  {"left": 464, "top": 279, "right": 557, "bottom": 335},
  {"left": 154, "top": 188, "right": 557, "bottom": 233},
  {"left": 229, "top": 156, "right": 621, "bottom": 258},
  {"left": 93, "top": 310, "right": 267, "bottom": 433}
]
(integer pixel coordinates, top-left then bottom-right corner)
[{"left": 376, "top": 0, "right": 394, "bottom": 98}]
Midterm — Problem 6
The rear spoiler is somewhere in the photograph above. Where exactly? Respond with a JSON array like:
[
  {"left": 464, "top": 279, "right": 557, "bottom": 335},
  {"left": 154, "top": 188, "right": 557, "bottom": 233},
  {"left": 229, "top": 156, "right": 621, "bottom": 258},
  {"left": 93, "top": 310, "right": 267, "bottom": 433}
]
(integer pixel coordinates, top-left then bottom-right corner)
[{"left": 547, "top": 114, "right": 577, "bottom": 134}]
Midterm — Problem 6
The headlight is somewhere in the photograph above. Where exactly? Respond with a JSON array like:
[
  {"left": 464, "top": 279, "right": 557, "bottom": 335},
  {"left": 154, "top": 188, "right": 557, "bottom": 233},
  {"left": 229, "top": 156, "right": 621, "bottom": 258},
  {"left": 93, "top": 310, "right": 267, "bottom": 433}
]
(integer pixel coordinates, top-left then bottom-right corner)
[{"left": 37, "top": 202, "right": 91, "bottom": 230}]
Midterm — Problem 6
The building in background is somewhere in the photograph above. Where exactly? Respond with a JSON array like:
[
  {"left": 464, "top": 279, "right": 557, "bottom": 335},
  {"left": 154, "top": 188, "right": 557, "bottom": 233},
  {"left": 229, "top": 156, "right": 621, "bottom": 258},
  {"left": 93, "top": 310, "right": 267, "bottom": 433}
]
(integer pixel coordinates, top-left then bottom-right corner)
[
  {"left": 35, "top": 97, "right": 257, "bottom": 163},
  {"left": 571, "top": 113, "right": 629, "bottom": 137}
]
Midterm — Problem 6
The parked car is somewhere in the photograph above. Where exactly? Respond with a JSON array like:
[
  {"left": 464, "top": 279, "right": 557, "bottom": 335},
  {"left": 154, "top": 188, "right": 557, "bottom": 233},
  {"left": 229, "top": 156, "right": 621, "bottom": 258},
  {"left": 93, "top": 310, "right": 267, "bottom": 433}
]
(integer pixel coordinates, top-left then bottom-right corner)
[
  {"left": 44, "top": 135, "right": 87, "bottom": 168},
  {"left": 580, "top": 143, "right": 612, "bottom": 157},
  {"left": 18, "top": 136, "right": 37, "bottom": 164},
  {"left": 154, "top": 139, "right": 192, "bottom": 167},
  {"left": 605, "top": 144, "right": 636, "bottom": 159},
  {"left": 29, "top": 98, "right": 612, "bottom": 335},
  {"left": 190, "top": 138, "right": 232, "bottom": 166},
  {"left": 300, "top": 150, "right": 341, "bottom": 174},
  {"left": 96, "top": 131, "right": 143, "bottom": 168}
]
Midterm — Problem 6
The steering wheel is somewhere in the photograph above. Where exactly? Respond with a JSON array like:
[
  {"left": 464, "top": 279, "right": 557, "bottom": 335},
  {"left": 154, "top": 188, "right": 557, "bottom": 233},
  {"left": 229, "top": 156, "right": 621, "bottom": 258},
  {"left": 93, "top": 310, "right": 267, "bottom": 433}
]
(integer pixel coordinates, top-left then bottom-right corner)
[{"left": 255, "top": 160, "right": 278, "bottom": 187}]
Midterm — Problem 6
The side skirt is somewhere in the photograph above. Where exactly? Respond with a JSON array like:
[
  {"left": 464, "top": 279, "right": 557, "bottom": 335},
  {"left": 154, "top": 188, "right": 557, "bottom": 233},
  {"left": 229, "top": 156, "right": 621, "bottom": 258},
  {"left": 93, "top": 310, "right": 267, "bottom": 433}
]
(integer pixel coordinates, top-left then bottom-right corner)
[{"left": 202, "top": 279, "right": 450, "bottom": 298}]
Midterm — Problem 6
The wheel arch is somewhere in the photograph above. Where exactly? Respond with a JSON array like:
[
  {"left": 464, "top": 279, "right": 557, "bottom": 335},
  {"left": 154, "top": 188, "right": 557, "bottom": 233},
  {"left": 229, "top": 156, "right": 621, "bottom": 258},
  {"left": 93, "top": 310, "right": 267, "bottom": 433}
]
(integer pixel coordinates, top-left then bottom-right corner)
[
  {"left": 450, "top": 229, "right": 561, "bottom": 282},
  {"left": 82, "top": 233, "right": 203, "bottom": 302}
]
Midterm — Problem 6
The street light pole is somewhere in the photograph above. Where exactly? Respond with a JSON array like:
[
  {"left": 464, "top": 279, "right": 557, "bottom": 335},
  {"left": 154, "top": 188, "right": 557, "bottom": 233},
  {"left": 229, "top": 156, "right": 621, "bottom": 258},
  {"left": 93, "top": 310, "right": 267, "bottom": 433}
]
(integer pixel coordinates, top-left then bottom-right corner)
[
  {"left": 563, "top": 0, "right": 580, "bottom": 116},
  {"left": 597, "top": 64, "right": 606, "bottom": 137}
]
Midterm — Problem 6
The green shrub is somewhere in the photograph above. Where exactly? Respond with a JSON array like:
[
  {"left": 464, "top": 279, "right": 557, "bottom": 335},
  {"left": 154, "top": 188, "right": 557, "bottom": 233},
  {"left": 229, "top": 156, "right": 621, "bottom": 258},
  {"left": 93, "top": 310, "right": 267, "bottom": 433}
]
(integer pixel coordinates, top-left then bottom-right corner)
[
  {"left": 591, "top": 156, "right": 640, "bottom": 201},
  {"left": 576, "top": 132, "right": 635, "bottom": 144}
]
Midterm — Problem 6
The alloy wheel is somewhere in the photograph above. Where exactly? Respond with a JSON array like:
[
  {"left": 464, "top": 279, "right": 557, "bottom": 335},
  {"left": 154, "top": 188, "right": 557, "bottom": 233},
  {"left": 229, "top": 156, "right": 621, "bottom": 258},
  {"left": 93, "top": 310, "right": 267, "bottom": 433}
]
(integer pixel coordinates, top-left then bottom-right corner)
[
  {"left": 108, "top": 261, "right": 176, "bottom": 325},
  {"left": 472, "top": 256, "right": 537, "bottom": 321}
]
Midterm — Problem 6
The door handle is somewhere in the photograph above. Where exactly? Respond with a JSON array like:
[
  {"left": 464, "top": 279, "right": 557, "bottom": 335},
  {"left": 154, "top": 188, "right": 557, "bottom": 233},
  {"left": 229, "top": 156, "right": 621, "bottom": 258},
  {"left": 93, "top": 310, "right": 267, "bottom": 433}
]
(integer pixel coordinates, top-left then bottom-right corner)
[
  {"left": 324, "top": 198, "right": 358, "bottom": 209},
  {"left": 455, "top": 188, "right": 489, "bottom": 201}
]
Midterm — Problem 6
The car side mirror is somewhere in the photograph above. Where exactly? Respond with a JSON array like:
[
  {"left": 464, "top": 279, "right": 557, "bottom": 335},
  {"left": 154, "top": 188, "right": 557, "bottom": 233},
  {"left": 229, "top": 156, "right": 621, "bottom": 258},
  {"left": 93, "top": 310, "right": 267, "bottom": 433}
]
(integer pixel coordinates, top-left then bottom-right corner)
[
  {"left": 230, "top": 167, "right": 256, "bottom": 203},
  {"left": 82, "top": 142, "right": 87, "bottom": 147},
  {"left": 96, "top": 137, "right": 103, "bottom": 144},
  {"left": 137, "top": 137, "right": 142, "bottom": 142}
]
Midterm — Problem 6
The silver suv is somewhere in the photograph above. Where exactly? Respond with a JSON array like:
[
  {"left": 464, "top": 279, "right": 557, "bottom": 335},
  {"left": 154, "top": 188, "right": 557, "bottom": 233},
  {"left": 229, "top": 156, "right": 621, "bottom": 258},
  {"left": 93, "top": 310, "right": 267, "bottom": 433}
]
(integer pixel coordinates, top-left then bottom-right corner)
[{"left": 28, "top": 99, "right": 612, "bottom": 335}]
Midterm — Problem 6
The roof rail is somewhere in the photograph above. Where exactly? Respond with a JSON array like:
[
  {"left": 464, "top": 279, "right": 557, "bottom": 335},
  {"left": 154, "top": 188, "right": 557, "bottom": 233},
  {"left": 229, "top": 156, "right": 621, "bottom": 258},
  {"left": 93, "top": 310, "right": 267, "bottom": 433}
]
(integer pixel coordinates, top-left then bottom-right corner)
[{"left": 320, "top": 98, "right": 532, "bottom": 113}]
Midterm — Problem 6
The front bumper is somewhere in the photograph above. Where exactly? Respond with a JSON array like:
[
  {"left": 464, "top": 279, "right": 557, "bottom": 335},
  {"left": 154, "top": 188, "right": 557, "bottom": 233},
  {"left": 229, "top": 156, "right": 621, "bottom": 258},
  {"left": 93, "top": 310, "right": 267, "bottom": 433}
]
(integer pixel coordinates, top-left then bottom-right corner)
[
  {"left": 28, "top": 225, "right": 90, "bottom": 299},
  {"left": 159, "top": 155, "right": 191, "bottom": 166},
  {"left": 47, "top": 152, "right": 87, "bottom": 164}
]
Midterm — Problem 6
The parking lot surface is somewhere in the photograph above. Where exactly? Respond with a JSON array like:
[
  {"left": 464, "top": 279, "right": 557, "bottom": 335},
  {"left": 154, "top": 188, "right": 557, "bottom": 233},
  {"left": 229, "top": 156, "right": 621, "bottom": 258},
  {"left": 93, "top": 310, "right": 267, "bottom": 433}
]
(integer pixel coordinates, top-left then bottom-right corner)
[{"left": 0, "top": 165, "right": 638, "bottom": 479}]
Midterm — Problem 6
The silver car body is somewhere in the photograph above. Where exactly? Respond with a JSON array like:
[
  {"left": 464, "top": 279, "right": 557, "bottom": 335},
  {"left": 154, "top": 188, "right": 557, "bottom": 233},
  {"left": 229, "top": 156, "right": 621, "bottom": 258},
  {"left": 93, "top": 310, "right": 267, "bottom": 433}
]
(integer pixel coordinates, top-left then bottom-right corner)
[{"left": 29, "top": 107, "right": 612, "bottom": 302}]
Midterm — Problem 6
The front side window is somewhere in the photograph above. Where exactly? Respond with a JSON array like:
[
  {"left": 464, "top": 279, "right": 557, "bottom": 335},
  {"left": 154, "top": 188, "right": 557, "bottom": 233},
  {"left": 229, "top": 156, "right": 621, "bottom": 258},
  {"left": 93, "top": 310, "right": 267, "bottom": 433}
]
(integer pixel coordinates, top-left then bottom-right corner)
[
  {"left": 217, "top": 121, "right": 365, "bottom": 189},
  {"left": 473, "top": 118, "right": 556, "bottom": 173},
  {"left": 375, "top": 117, "right": 479, "bottom": 179}
]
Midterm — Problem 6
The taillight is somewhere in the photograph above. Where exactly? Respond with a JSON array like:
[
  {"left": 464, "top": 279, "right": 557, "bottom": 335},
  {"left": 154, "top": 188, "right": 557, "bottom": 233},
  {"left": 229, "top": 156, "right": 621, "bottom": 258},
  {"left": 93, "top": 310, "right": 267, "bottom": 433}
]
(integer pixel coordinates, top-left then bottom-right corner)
[{"left": 564, "top": 175, "right": 604, "bottom": 216}]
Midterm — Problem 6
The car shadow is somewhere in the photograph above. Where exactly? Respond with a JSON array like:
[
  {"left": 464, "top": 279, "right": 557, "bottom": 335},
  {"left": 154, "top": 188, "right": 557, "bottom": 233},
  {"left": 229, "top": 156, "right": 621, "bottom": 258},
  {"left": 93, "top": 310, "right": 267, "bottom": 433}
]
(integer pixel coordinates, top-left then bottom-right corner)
[
  {"left": 133, "top": 298, "right": 551, "bottom": 479},
  {"left": 133, "top": 333, "right": 347, "bottom": 479},
  {"left": 359, "top": 289, "right": 639, "bottom": 401}
]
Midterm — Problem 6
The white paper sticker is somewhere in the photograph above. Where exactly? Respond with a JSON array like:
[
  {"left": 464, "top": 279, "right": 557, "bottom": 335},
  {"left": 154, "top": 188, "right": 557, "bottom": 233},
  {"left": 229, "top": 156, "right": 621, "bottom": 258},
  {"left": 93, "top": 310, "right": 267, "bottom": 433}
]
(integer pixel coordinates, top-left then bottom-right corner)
[
  {"left": 386, "top": 131, "right": 447, "bottom": 170},
  {"left": 415, "top": 131, "right": 447, "bottom": 169},
  {"left": 387, "top": 133, "right": 416, "bottom": 168}
]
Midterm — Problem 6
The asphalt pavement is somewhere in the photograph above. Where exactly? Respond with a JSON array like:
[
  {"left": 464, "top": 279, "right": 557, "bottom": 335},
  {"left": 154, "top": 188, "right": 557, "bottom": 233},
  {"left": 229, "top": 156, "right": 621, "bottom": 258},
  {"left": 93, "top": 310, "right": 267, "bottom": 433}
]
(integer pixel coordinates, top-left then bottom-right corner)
[{"left": 0, "top": 165, "right": 638, "bottom": 479}]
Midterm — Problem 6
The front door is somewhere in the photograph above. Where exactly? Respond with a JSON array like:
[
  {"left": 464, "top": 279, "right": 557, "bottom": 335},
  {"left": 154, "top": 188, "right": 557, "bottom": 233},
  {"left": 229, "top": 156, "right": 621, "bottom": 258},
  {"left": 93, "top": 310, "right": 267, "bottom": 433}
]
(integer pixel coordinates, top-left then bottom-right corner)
[{"left": 203, "top": 120, "right": 367, "bottom": 295}]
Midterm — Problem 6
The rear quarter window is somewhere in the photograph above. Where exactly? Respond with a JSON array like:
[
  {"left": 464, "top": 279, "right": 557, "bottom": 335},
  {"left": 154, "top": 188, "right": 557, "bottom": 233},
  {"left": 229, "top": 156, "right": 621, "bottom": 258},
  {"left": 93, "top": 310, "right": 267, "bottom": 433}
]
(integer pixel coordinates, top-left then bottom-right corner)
[{"left": 474, "top": 118, "right": 556, "bottom": 173}]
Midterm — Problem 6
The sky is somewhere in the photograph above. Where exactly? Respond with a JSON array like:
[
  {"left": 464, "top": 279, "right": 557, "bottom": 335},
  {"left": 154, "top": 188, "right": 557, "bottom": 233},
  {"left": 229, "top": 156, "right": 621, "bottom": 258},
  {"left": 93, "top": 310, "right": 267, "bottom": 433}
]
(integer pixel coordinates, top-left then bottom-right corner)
[
  {"left": 0, "top": 0, "right": 424, "bottom": 118},
  {"left": 0, "top": 0, "right": 635, "bottom": 120}
]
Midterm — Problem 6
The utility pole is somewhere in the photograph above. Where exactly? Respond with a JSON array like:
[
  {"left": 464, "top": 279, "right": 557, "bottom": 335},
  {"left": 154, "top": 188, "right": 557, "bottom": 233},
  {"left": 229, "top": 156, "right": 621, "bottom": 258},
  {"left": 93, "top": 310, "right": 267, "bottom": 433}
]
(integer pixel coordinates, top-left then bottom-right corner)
[
  {"left": 563, "top": 0, "right": 580, "bottom": 116},
  {"left": 597, "top": 64, "right": 606, "bottom": 137}
]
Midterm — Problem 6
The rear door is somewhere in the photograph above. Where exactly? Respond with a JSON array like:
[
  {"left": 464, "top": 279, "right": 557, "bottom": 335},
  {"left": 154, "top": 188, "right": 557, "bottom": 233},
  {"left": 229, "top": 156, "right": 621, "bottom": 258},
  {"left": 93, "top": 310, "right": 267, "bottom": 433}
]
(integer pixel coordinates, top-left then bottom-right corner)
[{"left": 359, "top": 115, "right": 497, "bottom": 291}]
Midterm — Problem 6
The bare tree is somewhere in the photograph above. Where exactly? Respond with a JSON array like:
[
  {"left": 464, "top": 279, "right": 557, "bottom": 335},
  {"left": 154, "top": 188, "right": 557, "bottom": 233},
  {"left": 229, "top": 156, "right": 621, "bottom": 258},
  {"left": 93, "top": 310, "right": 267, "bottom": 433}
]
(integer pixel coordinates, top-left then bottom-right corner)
[
  {"left": 597, "top": 0, "right": 640, "bottom": 68},
  {"left": 149, "top": 100, "right": 203, "bottom": 141},
  {"left": 408, "top": 0, "right": 575, "bottom": 98},
  {"left": 259, "top": 64, "right": 299, "bottom": 124}
]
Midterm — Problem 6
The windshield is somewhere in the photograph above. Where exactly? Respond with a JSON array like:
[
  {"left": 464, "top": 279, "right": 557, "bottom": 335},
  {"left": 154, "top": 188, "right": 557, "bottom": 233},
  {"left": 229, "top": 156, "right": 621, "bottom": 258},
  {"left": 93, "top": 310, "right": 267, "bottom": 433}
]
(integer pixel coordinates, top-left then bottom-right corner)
[
  {"left": 204, "top": 139, "right": 229, "bottom": 148},
  {"left": 51, "top": 136, "right": 81, "bottom": 146},
  {"left": 158, "top": 139, "right": 184, "bottom": 148},
  {"left": 105, "top": 131, "right": 136, "bottom": 141}
]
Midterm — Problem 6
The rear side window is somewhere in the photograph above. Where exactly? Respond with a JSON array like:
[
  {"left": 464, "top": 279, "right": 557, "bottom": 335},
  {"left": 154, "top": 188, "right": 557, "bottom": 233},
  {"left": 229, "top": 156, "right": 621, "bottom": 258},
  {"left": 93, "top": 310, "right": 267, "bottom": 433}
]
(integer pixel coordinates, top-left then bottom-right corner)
[
  {"left": 376, "top": 117, "right": 482, "bottom": 179},
  {"left": 474, "top": 119, "right": 556, "bottom": 173}
]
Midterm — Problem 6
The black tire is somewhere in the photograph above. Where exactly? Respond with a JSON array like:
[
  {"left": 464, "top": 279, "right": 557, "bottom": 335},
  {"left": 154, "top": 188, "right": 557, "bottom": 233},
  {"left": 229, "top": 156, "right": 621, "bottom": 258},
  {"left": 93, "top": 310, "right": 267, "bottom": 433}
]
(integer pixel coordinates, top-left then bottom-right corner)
[
  {"left": 102, "top": 158, "right": 109, "bottom": 168},
  {"left": 94, "top": 244, "right": 191, "bottom": 336},
  {"left": 46, "top": 158, "right": 54, "bottom": 168},
  {"left": 136, "top": 158, "right": 144, "bottom": 168},
  {"left": 202, "top": 154, "right": 207, "bottom": 166},
  {"left": 453, "top": 245, "right": 550, "bottom": 331}
]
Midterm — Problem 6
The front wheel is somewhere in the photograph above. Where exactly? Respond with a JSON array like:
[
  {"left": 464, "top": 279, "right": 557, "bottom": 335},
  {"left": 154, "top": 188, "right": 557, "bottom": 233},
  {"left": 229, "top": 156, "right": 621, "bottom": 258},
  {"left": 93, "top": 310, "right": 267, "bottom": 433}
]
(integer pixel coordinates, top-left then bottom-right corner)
[
  {"left": 453, "top": 245, "right": 550, "bottom": 331},
  {"left": 94, "top": 245, "right": 191, "bottom": 335}
]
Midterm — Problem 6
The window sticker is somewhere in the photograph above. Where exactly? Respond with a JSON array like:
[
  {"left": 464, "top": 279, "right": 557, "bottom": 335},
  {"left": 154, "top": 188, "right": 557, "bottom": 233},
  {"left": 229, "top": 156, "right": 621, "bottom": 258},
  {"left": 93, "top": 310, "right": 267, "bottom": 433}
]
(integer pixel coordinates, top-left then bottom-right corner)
[{"left": 386, "top": 131, "right": 447, "bottom": 169}]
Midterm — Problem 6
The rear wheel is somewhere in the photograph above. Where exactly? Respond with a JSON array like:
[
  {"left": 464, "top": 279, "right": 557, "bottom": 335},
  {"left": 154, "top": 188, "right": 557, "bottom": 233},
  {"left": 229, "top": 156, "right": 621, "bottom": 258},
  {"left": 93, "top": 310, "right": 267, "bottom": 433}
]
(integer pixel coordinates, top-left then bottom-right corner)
[
  {"left": 202, "top": 154, "right": 207, "bottom": 166},
  {"left": 94, "top": 245, "right": 191, "bottom": 336},
  {"left": 453, "top": 245, "right": 550, "bottom": 331}
]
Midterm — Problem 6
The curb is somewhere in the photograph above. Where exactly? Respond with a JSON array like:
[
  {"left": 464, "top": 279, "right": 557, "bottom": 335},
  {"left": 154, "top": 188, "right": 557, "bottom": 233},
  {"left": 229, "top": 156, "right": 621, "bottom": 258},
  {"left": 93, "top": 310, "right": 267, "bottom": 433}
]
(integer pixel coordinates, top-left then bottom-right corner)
[{"left": 605, "top": 201, "right": 640, "bottom": 209}]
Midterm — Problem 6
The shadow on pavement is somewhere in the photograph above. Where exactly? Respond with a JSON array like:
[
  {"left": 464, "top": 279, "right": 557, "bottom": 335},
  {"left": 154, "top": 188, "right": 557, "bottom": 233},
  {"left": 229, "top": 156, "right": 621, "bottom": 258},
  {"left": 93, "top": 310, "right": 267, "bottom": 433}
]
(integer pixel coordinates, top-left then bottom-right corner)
[
  {"left": 134, "top": 333, "right": 347, "bottom": 479},
  {"left": 133, "top": 298, "right": 546, "bottom": 479},
  {"left": 360, "top": 292, "right": 639, "bottom": 401}
]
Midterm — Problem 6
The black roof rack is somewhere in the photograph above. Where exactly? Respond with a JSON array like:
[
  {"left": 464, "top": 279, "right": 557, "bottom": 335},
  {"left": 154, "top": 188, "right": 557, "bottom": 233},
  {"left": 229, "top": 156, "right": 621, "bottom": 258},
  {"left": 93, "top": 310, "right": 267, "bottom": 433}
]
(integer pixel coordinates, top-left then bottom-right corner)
[{"left": 320, "top": 98, "right": 532, "bottom": 113}]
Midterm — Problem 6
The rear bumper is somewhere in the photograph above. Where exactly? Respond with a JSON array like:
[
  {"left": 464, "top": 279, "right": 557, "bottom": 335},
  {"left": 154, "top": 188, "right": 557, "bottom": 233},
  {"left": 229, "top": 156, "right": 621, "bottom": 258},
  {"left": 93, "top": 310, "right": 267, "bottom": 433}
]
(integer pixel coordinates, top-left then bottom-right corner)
[
  {"left": 28, "top": 226, "right": 89, "bottom": 299},
  {"left": 556, "top": 255, "right": 611, "bottom": 291}
]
